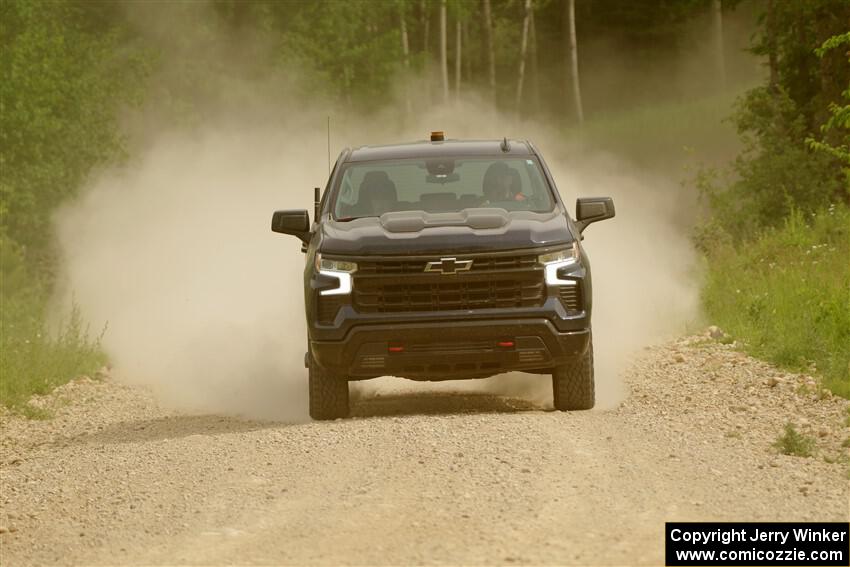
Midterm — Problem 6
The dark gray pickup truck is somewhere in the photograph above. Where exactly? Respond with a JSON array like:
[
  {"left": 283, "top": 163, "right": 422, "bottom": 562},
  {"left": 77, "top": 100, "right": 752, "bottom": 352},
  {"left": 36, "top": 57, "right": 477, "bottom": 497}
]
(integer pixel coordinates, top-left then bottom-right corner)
[{"left": 272, "top": 133, "right": 615, "bottom": 419}]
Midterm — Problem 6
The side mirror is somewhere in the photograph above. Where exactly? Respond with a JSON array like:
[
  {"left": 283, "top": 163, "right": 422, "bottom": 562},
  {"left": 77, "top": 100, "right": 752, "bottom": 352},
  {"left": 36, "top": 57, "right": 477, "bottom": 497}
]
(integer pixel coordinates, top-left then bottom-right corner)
[
  {"left": 271, "top": 209, "right": 311, "bottom": 244},
  {"left": 575, "top": 197, "right": 615, "bottom": 233}
]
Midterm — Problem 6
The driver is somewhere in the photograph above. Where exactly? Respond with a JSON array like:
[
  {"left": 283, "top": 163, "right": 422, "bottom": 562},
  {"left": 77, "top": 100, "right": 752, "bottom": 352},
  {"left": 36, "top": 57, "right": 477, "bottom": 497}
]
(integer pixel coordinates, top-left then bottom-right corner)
[{"left": 482, "top": 162, "right": 526, "bottom": 204}]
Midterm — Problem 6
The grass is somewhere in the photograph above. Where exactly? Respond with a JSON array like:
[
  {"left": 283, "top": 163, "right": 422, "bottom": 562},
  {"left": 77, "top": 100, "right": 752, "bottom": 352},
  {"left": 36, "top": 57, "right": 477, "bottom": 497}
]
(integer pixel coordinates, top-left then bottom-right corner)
[
  {"left": 773, "top": 423, "right": 816, "bottom": 458},
  {"left": 701, "top": 204, "right": 850, "bottom": 398},
  {"left": 1, "top": 301, "right": 106, "bottom": 417},
  {"left": 1, "top": 238, "right": 107, "bottom": 416}
]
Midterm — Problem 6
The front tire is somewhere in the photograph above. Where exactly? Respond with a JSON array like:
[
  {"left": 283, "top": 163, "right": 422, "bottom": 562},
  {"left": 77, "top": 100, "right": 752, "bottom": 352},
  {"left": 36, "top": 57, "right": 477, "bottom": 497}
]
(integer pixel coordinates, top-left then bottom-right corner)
[
  {"left": 552, "top": 338, "right": 595, "bottom": 411},
  {"left": 308, "top": 357, "right": 350, "bottom": 420}
]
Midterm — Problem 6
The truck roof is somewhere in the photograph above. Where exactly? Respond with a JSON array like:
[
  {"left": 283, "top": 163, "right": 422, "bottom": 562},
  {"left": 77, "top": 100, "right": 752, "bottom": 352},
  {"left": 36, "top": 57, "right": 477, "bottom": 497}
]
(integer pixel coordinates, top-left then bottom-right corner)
[{"left": 346, "top": 139, "right": 534, "bottom": 163}]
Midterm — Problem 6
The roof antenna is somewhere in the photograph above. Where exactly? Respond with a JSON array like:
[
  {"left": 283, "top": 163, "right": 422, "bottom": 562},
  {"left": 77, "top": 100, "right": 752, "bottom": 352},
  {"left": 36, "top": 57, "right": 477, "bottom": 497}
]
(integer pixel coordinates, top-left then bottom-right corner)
[
  {"left": 500, "top": 137, "right": 511, "bottom": 153},
  {"left": 327, "top": 116, "right": 331, "bottom": 174}
]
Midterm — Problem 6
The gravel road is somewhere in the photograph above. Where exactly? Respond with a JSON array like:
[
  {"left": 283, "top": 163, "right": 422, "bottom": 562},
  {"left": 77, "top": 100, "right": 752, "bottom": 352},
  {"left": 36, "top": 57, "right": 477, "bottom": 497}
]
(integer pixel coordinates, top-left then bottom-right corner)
[{"left": 2, "top": 334, "right": 848, "bottom": 566}]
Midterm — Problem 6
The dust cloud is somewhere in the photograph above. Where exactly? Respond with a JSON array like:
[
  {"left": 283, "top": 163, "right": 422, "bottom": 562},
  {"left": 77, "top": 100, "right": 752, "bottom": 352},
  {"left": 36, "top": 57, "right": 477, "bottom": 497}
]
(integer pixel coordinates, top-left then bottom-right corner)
[
  {"left": 55, "top": 128, "right": 321, "bottom": 420},
  {"left": 54, "top": 2, "right": 722, "bottom": 418},
  {"left": 54, "top": 92, "right": 699, "bottom": 420}
]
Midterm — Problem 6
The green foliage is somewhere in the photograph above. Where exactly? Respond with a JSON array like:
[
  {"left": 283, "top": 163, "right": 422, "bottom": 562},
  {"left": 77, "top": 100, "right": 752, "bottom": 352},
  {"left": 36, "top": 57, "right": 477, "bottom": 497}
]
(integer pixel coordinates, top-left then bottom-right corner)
[
  {"left": 270, "top": 1, "right": 404, "bottom": 110},
  {"left": 773, "top": 423, "right": 815, "bottom": 458},
  {"left": 699, "top": 86, "right": 846, "bottom": 240},
  {"left": 815, "top": 31, "right": 850, "bottom": 58},
  {"left": 576, "top": 0, "right": 723, "bottom": 53},
  {"left": 750, "top": 0, "right": 848, "bottom": 129},
  {"left": 701, "top": 205, "right": 850, "bottom": 398},
  {"left": 700, "top": 2, "right": 849, "bottom": 240},
  {"left": 0, "top": 0, "right": 147, "bottom": 257},
  {"left": 0, "top": 301, "right": 107, "bottom": 417},
  {"left": 807, "top": 32, "right": 850, "bottom": 176}
]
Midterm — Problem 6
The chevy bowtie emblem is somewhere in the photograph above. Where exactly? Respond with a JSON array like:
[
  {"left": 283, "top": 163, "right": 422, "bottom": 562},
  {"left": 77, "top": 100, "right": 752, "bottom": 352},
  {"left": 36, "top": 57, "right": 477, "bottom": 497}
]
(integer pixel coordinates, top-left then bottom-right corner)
[{"left": 424, "top": 257, "right": 473, "bottom": 275}]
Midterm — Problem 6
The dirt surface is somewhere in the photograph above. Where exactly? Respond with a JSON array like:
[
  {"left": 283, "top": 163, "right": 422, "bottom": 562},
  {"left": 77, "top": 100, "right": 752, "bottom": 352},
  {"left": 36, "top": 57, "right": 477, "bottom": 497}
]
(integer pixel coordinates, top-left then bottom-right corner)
[{"left": 2, "top": 334, "right": 848, "bottom": 566}]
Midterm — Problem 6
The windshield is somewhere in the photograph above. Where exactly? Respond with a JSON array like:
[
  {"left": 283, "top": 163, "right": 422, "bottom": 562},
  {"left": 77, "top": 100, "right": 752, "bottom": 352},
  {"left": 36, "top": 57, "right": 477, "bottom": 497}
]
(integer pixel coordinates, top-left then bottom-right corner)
[{"left": 332, "top": 157, "right": 555, "bottom": 220}]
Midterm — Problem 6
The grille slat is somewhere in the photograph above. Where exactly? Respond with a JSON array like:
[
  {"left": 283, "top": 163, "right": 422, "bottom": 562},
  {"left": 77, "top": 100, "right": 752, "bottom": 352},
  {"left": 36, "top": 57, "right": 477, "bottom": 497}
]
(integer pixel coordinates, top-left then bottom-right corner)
[
  {"left": 357, "top": 253, "right": 539, "bottom": 275},
  {"left": 408, "top": 341, "right": 492, "bottom": 353},
  {"left": 558, "top": 285, "right": 582, "bottom": 311}
]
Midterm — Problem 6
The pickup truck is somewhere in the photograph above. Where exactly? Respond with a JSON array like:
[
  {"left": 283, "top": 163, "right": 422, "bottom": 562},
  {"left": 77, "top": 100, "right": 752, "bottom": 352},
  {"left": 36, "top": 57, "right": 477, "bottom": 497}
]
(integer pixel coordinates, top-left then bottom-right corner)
[{"left": 271, "top": 133, "right": 615, "bottom": 419}]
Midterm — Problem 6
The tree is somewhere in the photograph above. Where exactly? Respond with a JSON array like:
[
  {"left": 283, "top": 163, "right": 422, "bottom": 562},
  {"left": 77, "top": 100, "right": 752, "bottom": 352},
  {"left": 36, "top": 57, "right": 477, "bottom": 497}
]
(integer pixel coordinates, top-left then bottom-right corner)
[
  {"left": 482, "top": 0, "right": 496, "bottom": 104},
  {"left": 419, "top": 0, "right": 431, "bottom": 105},
  {"left": 455, "top": 18, "right": 462, "bottom": 101},
  {"left": 807, "top": 32, "right": 850, "bottom": 181},
  {"left": 516, "top": 0, "right": 532, "bottom": 110},
  {"left": 765, "top": 0, "right": 779, "bottom": 89},
  {"left": 528, "top": 6, "right": 540, "bottom": 111},
  {"left": 463, "top": 21, "right": 472, "bottom": 84},
  {"left": 439, "top": 0, "right": 449, "bottom": 102},
  {"left": 565, "top": 0, "right": 584, "bottom": 124},
  {"left": 420, "top": 0, "right": 429, "bottom": 53},
  {"left": 711, "top": 0, "right": 726, "bottom": 90},
  {"left": 400, "top": 1, "right": 412, "bottom": 115}
]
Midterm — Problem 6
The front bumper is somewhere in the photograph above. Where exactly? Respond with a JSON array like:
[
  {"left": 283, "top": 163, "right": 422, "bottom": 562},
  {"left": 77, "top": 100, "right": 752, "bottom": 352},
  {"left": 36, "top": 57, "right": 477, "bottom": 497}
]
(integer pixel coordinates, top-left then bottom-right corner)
[
  {"left": 307, "top": 250, "right": 592, "bottom": 380},
  {"left": 311, "top": 317, "right": 590, "bottom": 379}
]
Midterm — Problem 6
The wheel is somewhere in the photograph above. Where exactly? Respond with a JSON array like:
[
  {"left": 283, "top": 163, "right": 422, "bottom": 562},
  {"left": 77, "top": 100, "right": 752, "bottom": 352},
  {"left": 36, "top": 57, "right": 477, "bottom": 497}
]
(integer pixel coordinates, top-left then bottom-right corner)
[
  {"left": 552, "top": 338, "right": 595, "bottom": 411},
  {"left": 308, "top": 357, "right": 350, "bottom": 420}
]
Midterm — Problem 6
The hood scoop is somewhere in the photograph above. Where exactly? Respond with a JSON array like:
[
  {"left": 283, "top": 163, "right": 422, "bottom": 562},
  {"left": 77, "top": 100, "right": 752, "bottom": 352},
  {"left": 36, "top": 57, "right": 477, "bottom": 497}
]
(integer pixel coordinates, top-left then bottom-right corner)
[{"left": 379, "top": 208, "right": 510, "bottom": 233}]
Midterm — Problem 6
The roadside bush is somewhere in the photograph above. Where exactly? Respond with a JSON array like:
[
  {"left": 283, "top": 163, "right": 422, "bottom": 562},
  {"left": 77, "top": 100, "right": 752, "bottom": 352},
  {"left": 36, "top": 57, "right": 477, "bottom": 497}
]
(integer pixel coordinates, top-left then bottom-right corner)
[
  {"left": 697, "top": 87, "right": 848, "bottom": 242},
  {"left": 773, "top": 423, "right": 816, "bottom": 457},
  {"left": 0, "top": 236, "right": 106, "bottom": 415},
  {"left": 701, "top": 205, "right": 850, "bottom": 398}
]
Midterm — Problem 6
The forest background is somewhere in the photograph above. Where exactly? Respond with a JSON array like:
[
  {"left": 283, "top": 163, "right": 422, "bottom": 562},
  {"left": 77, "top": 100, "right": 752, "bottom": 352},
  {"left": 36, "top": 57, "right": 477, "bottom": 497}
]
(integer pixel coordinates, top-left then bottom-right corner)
[{"left": 1, "top": 0, "right": 848, "bottom": 415}]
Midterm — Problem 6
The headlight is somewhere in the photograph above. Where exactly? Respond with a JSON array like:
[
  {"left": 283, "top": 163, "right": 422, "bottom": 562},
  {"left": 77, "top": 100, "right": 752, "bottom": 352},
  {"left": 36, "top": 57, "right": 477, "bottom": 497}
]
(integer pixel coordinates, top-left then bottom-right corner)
[
  {"left": 316, "top": 253, "right": 357, "bottom": 273},
  {"left": 539, "top": 242, "right": 579, "bottom": 266},
  {"left": 315, "top": 253, "right": 356, "bottom": 296},
  {"left": 540, "top": 243, "right": 580, "bottom": 286}
]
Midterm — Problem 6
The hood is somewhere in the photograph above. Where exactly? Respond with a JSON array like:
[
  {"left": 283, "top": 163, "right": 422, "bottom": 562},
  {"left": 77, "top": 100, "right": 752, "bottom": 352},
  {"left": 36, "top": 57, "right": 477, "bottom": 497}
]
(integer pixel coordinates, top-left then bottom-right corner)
[{"left": 319, "top": 208, "right": 572, "bottom": 255}]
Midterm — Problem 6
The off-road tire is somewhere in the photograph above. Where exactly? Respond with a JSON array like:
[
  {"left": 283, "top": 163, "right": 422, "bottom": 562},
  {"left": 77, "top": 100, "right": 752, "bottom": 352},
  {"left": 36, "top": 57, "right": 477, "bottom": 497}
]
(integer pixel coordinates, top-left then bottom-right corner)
[
  {"left": 552, "top": 338, "right": 595, "bottom": 411},
  {"left": 308, "top": 357, "right": 350, "bottom": 420}
]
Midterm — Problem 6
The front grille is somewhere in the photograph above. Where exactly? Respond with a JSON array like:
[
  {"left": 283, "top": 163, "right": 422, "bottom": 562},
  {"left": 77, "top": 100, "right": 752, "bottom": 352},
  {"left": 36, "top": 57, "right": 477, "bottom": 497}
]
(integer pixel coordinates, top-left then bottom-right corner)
[
  {"left": 354, "top": 278, "right": 544, "bottom": 312},
  {"left": 559, "top": 284, "right": 583, "bottom": 311},
  {"left": 359, "top": 355, "right": 386, "bottom": 369},
  {"left": 518, "top": 350, "right": 546, "bottom": 363},
  {"left": 407, "top": 340, "right": 493, "bottom": 353},
  {"left": 353, "top": 252, "right": 545, "bottom": 313}
]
